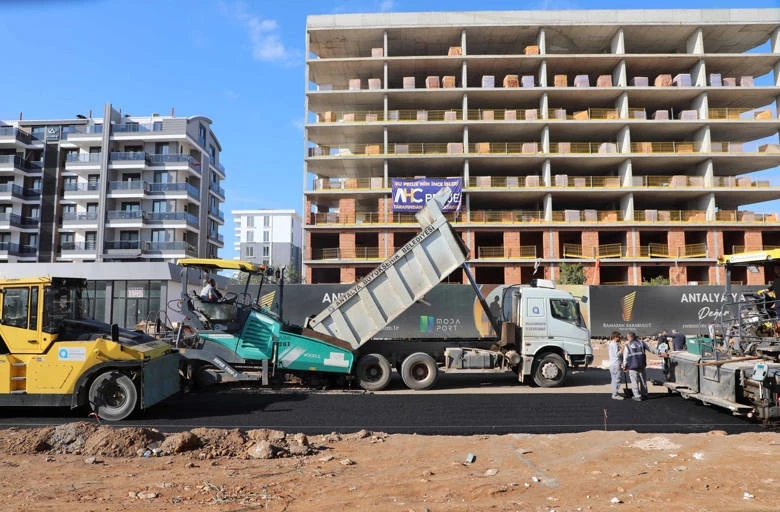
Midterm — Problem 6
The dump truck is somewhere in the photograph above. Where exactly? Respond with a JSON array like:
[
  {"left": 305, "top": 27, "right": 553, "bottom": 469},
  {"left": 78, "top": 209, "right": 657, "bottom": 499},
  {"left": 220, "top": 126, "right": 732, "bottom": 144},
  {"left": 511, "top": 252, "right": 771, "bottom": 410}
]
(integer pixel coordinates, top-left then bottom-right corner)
[
  {"left": 0, "top": 276, "right": 181, "bottom": 421},
  {"left": 173, "top": 187, "right": 592, "bottom": 390},
  {"left": 662, "top": 249, "right": 780, "bottom": 424}
]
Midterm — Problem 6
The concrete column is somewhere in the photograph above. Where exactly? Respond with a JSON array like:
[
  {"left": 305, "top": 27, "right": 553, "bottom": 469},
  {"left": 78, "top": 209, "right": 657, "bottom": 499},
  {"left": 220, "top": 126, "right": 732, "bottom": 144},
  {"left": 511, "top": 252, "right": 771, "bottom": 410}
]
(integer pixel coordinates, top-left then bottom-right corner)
[
  {"left": 383, "top": 162, "right": 388, "bottom": 188},
  {"left": 543, "top": 192, "right": 552, "bottom": 221},
  {"left": 464, "top": 158, "right": 470, "bottom": 187},
  {"left": 617, "top": 126, "right": 631, "bottom": 154},
  {"left": 461, "top": 28, "right": 467, "bottom": 55},
  {"left": 693, "top": 125, "right": 709, "bottom": 154},
  {"left": 691, "top": 93, "right": 708, "bottom": 122},
  {"left": 542, "top": 159, "right": 552, "bottom": 187},
  {"left": 702, "top": 193, "right": 716, "bottom": 221},
  {"left": 538, "top": 60, "right": 547, "bottom": 87},
  {"left": 462, "top": 59, "right": 469, "bottom": 89},
  {"left": 770, "top": 26, "right": 779, "bottom": 53},
  {"left": 383, "top": 30, "right": 388, "bottom": 56},
  {"left": 537, "top": 28, "right": 546, "bottom": 54},
  {"left": 700, "top": 159, "right": 714, "bottom": 187},
  {"left": 774, "top": 61, "right": 780, "bottom": 88},
  {"left": 613, "top": 59, "right": 627, "bottom": 88},
  {"left": 687, "top": 27, "right": 703, "bottom": 54},
  {"left": 616, "top": 92, "right": 629, "bottom": 119},
  {"left": 620, "top": 192, "right": 634, "bottom": 221},
  {"left": 618, "top": 159, "right": 632, "bottom": 187},
  {"left": 541, "top": 126, "right": 550, "bottom": 153},
  {"left": 691, "top": 59, "right": 706, "bottom": 87},
  {"left": 539, "top": 93, "right": 549, "bottom": 119},
  {"left": 462, "top": 92, "right": 468, "bottom": 122},
  {"left": 463, "top": 120, "right": 469, "bottom": 149},
  {"left": 611, "top": 28, "right": 625, "bottom": 54}
]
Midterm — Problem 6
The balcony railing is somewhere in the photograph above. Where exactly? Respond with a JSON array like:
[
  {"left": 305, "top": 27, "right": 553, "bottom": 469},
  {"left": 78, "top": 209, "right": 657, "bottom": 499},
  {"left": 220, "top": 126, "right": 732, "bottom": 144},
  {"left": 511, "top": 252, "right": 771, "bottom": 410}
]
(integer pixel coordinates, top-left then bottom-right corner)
[
  {"left": 638, "top": 243, "right": 709, "bottom": 258},
  {"left": 476, "top": 245, "right": 537, "bottom": 259},
  {"left": 311, "top": 246, "right": 382, "bottom": 260},
  {"left": 0, "top": 126, "right": 32, "bottom": 144},
  {"left": 208, "top": 208, "right": 224, "bottom": 221},
  {"left": 729, "top": 245, "right": 780, "bottom": 254},
  {"left": 715, "top": 211, "right": 778, "bottom": 223},
  {"left": 104, "top": 240, "right": 141, "bottom": 250},
  {"left": 63, "top": 182, "right": 101, "bottom": 192},
  {"left": 149, "top": 182, "right": 200, "bottom": 199},
  {"left": 0, "top": 155, "right": 43, "bottom": 172},
  {"left": 59, "top": 242, "right": 98, "bottom": 252},
  {"left": 108, "top": 180, "right": 147, "bottom": 192},
  {"left": 111, "top": 122, "right": 163, "bottom": 133},
  {"left": 317, "top": 110, "right": 386, "bottom": 123},
  {"left": 107, "top": 210, "right": 146, "bottom": 221},
  {"left": 208, "top": 181, "right": 225, "bottom": 197},
  {"left": 66, "top": 152, "right": 102, "bottom": 163},
  {"left": 145, "top": 241, "right": 196, "bottom": 254},
  {"left": 149, "top": 154, "right": 200, "bottom": 173},
  {"left": 62, "top": 212, "right": 99, "bottom": 222},
  {"left": 109, "top": 151, "right": 150, "bottom": 163},
  {"left": 564, "top": 243, "right": 626, "bottom": 258},
  {"left": 0, "top": 242, "right": 36, "bottom": 256}
]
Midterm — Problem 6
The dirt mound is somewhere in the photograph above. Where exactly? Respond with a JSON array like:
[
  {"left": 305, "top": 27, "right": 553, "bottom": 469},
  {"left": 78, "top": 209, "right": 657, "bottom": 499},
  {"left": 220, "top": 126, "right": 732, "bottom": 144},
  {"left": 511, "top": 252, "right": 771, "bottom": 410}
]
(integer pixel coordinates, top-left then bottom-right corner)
[{"left": 82, "top": 426, "right": 166, "bottom": 457}]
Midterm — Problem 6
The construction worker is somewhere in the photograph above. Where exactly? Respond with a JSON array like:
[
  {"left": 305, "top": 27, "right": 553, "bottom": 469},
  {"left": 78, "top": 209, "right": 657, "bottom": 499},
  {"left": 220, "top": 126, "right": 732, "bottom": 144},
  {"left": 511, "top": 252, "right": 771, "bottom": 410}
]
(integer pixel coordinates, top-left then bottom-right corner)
[
  {"left": 622, "top": 331, "right": 658, "bottom": 402},
  {"left": 608, "top": 331, "right": 625, "bottom": 400}
]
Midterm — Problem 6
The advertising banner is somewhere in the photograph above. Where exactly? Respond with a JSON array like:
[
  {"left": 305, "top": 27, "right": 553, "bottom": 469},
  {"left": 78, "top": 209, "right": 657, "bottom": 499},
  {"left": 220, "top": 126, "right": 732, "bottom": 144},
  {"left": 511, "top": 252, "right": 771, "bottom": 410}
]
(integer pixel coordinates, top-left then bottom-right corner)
[
  {"left": 588, "top": 285, "right": 762, "bottom": 337},
  {"left": 391, "top": 177, "right": 462, "bottom": 212}
]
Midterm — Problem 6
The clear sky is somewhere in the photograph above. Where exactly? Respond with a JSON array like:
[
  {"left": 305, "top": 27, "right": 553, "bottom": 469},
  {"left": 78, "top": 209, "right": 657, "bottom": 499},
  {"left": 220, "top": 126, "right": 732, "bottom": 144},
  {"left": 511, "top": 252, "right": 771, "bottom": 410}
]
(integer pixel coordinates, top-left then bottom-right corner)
[{"left": 1, "top": 0, "right": 778, "bottom": 260}]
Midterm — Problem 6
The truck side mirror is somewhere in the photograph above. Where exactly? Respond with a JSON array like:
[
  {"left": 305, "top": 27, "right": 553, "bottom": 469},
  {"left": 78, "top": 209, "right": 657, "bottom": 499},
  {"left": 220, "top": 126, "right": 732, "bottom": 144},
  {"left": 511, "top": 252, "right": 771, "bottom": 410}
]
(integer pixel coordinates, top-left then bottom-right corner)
[{"left": 580, "top": 296, "right": 588, "bottom": 304}]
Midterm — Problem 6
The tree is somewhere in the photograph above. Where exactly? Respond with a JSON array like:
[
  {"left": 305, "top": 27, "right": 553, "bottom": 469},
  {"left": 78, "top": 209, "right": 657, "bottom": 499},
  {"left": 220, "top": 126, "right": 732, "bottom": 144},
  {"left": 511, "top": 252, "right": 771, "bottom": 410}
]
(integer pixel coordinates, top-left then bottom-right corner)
[
  {"left": 642, "top": 275, "right": 670, "bottom": 286},
  {"left": 559, "top": 263, "right": 586, "bottom": 285}
]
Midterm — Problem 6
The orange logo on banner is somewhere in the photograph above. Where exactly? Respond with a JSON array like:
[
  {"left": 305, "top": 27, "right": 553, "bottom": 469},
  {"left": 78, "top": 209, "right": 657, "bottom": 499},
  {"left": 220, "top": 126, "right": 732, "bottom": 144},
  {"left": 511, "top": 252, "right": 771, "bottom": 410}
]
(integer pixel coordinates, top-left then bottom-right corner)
[{"left": 621, "top": 291, "right": 636, "bottom": 322}]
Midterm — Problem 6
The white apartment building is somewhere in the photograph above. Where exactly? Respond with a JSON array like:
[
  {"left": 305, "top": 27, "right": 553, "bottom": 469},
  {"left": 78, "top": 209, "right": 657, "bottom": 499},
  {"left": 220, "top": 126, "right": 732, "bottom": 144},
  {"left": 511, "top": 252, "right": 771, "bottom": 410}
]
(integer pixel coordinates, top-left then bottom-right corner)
[
  {"left": 0, "top": 102, "right": 226, "bottom": 262},
  {"left": 233, "top": 209, "right": 302, "bottom": 272}
]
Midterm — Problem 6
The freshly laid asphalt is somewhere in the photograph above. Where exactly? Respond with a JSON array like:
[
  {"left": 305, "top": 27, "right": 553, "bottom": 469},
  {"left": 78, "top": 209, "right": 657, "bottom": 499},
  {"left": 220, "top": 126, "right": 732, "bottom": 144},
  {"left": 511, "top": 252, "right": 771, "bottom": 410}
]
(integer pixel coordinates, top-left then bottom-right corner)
[{"left": 0, "top": 367, "right": 767, "bottom": 435}]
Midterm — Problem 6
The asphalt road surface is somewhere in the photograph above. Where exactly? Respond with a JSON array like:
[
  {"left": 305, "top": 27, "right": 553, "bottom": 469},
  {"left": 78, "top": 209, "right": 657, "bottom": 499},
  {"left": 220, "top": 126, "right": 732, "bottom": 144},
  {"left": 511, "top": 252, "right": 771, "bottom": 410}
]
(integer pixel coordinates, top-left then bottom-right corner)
[{"left": 0, "top": 368, "right": 767, "bottom": 434}]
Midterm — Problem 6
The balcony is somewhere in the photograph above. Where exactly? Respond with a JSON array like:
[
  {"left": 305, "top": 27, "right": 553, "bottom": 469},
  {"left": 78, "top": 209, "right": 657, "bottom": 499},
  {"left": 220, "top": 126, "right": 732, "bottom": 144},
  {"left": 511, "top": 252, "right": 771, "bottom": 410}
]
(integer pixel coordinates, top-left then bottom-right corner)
[
  {"left": 147, "top": 211, "right": 199, "bottom": 227},
  {"left": 63, "top": 182, "right": 101, "bottom": 199},
  {"left": 563, "top": 243, "right": 626, "bottom": 259},
  {"left": 61, "top": 211, "right": 99, "bottom": 226},
  {"left": 108, "top": 180, "right": 147, "bottom": 196},
  {"left": 638, "top": 243, "right": 709, "bottom": 258},
  {"left": 111, "top": 122, "right": 163, "bottom": 134},
  {"left": 207, "top": 230, "right": 224, "bottom": 244},
  {"left": 475, "top": 246, "right": 537, "bottom": 259},
  {"left": 149, "top": 154, "right": 201, "bottom": 174},
  {"left": 0, "top": 155, "right": 43, "bottom": 173},
  {"left": 0, "top": 126, "right": 32, "bottom": 144},
  {"left": 310, "top": 246, "right": 382, "bottom": 260},
  {"left": 208, "top": 208, "right": 224, "bottom": 221},
  {"left": 148, "top": 182, "right": 200, "bottom": 200},
  {"left": 106, "top": 210, "right": 146, "bottom": 226},
  {"left": 0, "top": 184, "right": 41, "bottom": 200},
  {"left": 312, "top": 177, "right": 384, "bottom": 191},
  {"left": 0, "top": 242, "right": 37, "bottom": 257},
  {"left": 104, "top": 240, "right": 142, "bottom": 255},
  {"left": 208, "top": 181, "right": 225, "bottom": 198},
  {"left": 59, "top": 242, "right": 98, "bottom": 255},
  {"left": 109, "top": 151, "right": 150, "bottom": 165},
  {"left": 144, "top": 241, "right": 197, "bottom": 256},
  {"left": 65, "top": 152, "right": 102, "bottom": 170}
]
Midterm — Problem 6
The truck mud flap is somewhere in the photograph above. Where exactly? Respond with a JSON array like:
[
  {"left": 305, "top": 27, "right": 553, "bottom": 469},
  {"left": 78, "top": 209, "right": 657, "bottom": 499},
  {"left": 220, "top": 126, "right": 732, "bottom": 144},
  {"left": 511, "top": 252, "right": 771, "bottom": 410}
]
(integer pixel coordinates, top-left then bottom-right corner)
[{"left": 141, "top": 353, "right": 182, "bottom": 410}]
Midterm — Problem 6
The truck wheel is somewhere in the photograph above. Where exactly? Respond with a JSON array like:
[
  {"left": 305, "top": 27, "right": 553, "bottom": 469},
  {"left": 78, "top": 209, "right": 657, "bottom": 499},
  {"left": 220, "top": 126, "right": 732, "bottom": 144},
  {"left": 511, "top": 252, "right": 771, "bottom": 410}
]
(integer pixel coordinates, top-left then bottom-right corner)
[
  {"left": 532, "top": 353, "right": 567, "bottom": 388},
  {"left": 355, "top": 354, "right": 392, "bottom": 391},
  {"left": 401, "top": 353, "right": 438, "bottom": 390},
  {"left": 88, "top": 371, "right": 138, "bottom": 421}
]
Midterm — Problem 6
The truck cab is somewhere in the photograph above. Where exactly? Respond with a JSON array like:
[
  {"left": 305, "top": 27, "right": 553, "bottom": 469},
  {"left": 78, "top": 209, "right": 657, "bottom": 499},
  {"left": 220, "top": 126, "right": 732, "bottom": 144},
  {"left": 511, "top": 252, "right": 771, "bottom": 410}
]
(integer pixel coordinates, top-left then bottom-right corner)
[{"left": 501, "top": 280, "right": 592, "bottom": 386}]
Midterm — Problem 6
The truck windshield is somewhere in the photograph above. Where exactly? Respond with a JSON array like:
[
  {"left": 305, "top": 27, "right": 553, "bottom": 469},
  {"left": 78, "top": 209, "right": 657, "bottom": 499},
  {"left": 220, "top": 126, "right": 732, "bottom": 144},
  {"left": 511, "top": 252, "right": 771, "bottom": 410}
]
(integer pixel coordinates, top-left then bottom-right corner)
[{"left": 549, "top": 298, "right": 585, "bottom": 328}]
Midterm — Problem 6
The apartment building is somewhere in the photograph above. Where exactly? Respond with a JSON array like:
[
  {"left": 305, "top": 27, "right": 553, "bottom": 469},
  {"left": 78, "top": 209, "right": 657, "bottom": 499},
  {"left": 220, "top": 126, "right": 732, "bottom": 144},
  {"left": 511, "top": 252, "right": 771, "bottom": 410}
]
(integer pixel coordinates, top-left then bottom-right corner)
[
  {"left": 0, "top": 103, "right": 225, "bottom": 263},
  {"left": 233, "top": 209, "right": 302, "bottom": 272},
  {"left": 303, "top": 9, "right": 780, "bottom": 286}
]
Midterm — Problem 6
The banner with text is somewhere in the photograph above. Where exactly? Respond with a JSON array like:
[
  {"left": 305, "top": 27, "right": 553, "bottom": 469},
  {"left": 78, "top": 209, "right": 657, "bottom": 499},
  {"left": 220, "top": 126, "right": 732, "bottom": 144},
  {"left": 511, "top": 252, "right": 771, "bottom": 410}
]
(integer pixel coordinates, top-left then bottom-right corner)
[{"left": 391, "top": 177, "right": 462, "bottom": 212}]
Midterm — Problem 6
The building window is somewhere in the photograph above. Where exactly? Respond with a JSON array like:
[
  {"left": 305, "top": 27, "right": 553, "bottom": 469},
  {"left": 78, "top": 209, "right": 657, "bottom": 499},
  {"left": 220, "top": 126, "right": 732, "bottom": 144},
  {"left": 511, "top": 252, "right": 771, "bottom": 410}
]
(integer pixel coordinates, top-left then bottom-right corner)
[
  {"left": 246, "top": 216, "right": 254, "bottom": 228},
  {"left": 246, "top": 231, "right": 254, "bottom": 242},
  {"left": 263, "top": 231, "right": 269, "bottom": 242},
  {"left": 85, "top": 232, "right": 97, "bottom": 250},
  {"left": 263, "top": 245, "right": 269, "bottom": 257},
  {"left": 209, "top": 144, "right": 216, "bottom": 164},
  {"left": 263, "top": 216, "right": 270, "bottom": 227},
  {"left": 245, "top": 247, "right": 254, "bottom": 258},
  {"left": 198, "top": 124, "right": 206, "bottom": 147},
  {"left": 153, "top": 121, "right": 163, "bottom": 132}
]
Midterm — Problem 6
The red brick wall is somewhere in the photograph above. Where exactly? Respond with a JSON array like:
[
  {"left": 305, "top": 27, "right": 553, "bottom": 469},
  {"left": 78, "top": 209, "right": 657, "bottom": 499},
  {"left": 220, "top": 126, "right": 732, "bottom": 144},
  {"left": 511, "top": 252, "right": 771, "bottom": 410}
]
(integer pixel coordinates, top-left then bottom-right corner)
[
  {"left": 339, "top": 198, "right": 356, "bottom": 223},
  {"left": 667, "top": 230, "right": 685, "bottom": 258},
  {"left": 707, "top": 230, "right": 724, "bottom": 260},
  {"left": 503, "top": 231, "right": 520, "bottom": 257},
  {"left": 340, "top": 266, "right": 356, "bottom": 283},
  {"left": 744, "top": 230, "right": 763, "bottom": 252},
  {"left": 581, "top": 230, "right": 599, "bottom": 259},
  {"left": 505, "top": 265, "right": 522, "bottom": 284},
  {"left": 670, "top": 265, "right": 687, "bottom": 286}
]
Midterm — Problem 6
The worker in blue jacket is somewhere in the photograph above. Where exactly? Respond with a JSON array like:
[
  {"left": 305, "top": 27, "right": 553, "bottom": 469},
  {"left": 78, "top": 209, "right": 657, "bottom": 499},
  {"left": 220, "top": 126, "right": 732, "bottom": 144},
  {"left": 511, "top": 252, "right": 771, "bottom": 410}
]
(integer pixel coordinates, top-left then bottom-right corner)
[{"left": 622, "top": 331, "right": 657, "bottom": 401}]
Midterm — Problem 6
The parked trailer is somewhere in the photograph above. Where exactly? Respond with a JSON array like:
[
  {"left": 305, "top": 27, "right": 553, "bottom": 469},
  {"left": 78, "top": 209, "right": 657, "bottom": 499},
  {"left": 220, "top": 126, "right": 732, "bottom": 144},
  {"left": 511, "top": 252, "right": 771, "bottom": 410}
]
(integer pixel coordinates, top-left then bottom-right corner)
[
  {"left": 172, "top": 188, "right": 592, "bottom": 390},
  {"left": 663, "top": 249, "right": 780, "bottom": 424}
]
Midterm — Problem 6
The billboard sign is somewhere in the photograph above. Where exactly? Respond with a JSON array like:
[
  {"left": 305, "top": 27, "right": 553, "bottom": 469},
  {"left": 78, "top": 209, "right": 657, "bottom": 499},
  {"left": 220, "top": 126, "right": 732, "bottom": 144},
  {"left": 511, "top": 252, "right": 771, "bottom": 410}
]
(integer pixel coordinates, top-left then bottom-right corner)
[
  {"left": 588, "top": 285, "right": 762, "bottom": 337},
  {"left": 391, "top": 177, "right": 462, "bottom": 212}
]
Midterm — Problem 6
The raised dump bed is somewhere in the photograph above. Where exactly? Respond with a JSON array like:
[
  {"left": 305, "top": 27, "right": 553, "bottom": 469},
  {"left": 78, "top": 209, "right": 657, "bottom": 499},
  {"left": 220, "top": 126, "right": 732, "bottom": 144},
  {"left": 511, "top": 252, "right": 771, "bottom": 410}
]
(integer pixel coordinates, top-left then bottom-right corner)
[{"left": 306, "top": 188, "right": 468, "bottom": 349}]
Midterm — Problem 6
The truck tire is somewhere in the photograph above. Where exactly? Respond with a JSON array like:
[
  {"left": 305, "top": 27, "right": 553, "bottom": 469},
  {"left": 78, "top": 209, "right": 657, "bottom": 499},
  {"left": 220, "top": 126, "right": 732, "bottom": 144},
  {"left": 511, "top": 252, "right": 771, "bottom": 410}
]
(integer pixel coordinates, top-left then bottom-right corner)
[
  {"left": 88, "top": 371, "right": 138, "bottom": 421},
  {"left": 532, "top": 353, "right": 567, "bottom": 388},
  {"left": 355, "top": 354, "right": 392, "bottom": 391},
  {"left": 401, "top": 353, "right": 438, "bottom": 390}
]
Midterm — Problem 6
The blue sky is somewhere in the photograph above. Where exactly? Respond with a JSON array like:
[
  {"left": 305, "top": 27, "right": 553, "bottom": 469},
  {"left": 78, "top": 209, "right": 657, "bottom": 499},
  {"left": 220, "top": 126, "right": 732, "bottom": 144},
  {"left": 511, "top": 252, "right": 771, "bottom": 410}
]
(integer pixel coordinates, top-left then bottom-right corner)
[{"left": 1, "top": 0, "right": 778, "bottom": 260}]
